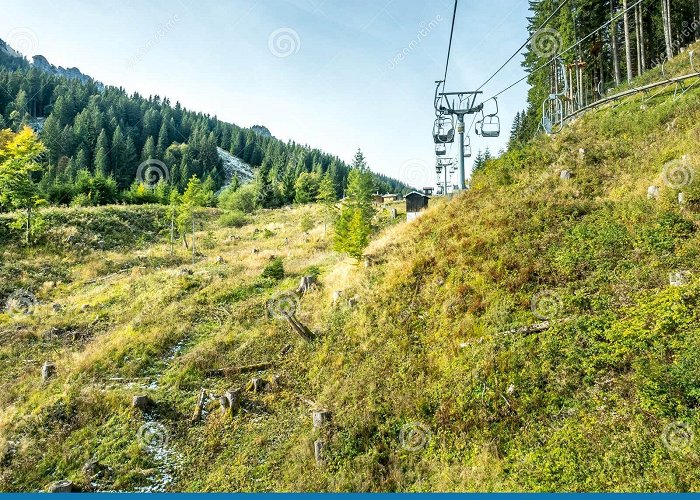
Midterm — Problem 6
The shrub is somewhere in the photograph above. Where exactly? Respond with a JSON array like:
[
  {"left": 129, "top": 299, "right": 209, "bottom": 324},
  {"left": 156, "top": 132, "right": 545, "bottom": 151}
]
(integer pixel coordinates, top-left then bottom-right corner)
[
  {"left": 219, "top": 210, "right": 248, "bottom": 228},
  {"left": 261, "top": 257, "right": 284, "bottom": 280},
  {"left": 218, "top": 184, "right": 258, "bottom": 214}
]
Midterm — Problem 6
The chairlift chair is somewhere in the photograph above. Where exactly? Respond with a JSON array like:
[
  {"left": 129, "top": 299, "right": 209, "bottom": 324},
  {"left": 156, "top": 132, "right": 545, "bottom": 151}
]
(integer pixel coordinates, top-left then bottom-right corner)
[
  {"left": 435, "top": 143, "right": 447, "bottom": 156},
  {"left": 463, "top": 136, "right": 472, "bottom": 158},
  {"left": 476, "top": 98, "right": 501, "bottom": 138},
  {"left": 433, "top": 114, "right": 455, "bottom": 144}
]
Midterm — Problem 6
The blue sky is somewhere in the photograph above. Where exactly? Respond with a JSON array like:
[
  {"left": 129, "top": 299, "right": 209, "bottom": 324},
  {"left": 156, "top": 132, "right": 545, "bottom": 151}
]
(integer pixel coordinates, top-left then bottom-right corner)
[{"left": 1, "top": 0, "right": 531, "bottom": 189}]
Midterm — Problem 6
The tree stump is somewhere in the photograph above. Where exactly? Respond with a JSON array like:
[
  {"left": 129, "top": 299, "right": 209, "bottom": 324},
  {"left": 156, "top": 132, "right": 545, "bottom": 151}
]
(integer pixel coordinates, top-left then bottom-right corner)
[
  {"left": 347, "top": 296, "right": 359, "bottom": 308},
  {"left": 269, "top": 374, "right": 282, "bottom": 391},
  {"left": 49, "top": 480, "right": 73, "bottom": 493},
  {"left": 560, "top": 170, "right": 572, "bottom": 180},
  {"left": 312, "top": 410, "right": 331, "bottom": 429},
  {"left": 647, "top": 185, "right": 660, "bottom": 200},
  {"left": 41, "top": 362, "right": 56, "bottom": 382},
  {"left": 314, "top": 440, "right": 325, "bottom": 464},
  {"left": 132, "top": 395, "right": 151, "bottom": 411},
  {"left": 679, "top": 192, "right": 686, "bottom": 206},
  {"left": 332, "top": 290, "right": 343, "bottom": 306},
  {"left": 390, "top": 208, "right": 398, "bottom": 219},
  {"left": 221, "top": 389, "right": 242, "bottom": 416},
  {"left": 296, "top": 276, "right": 316, "bottom": 295},
  {"left": 248, "top": 377, "right": 267, "bottom": 393}
]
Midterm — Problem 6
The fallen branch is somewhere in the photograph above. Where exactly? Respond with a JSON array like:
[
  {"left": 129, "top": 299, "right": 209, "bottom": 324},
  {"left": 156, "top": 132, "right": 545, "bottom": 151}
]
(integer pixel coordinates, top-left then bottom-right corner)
[
  {"left": 206, "top": 362, "right": 275, "bottom": 378},
  {"left": 500, "top": 321, "right": 552, "bottom": 336},
  {"left": 191, "top": 387, "right": 207, "bottom": 423},
  {"left": 284, "top": 312, "right": 314, "bottom": 342},
  {"left": 85, "top": 268, "right": 132, "bottom": 284}
]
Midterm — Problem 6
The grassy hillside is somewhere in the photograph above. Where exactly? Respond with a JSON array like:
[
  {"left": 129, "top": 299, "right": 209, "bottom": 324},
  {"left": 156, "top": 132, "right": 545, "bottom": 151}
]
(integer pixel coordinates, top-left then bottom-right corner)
[{"left": 3, "top": 47, "right": 700, "bottom": 491}]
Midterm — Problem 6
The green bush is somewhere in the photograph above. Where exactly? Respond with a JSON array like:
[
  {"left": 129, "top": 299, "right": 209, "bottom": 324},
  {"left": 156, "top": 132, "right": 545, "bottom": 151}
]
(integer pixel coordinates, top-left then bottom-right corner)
[
  {"left": 218, "top": 184, "right": 258, "bottom": 214},
  {"left": 261, "top": 257, "right": 285, "bottom": 280},
  {"left": 219, "top": 210, "right": 248, "bottom": 228}
]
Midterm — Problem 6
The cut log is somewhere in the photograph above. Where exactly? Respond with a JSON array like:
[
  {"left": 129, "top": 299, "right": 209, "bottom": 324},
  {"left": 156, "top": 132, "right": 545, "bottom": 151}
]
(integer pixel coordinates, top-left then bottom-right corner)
[
  {"left": 41, "top": 362, "right": 56, "bottom": 382},
  {"left": 132, "top": 395, "right": 151, "bottom": 410},
  {"left": 191, "top": 387, "right": 207, "bottom": 423},
  {"left": 206, "top": 362, "right": 274, "bottom": 378},
  {"left": 312, "top": 410, "right": 331, "bottom": 429},
  {"left": 296, "top": 275, "right": 317, "bottom": 295},
  {"left": 49, "top": 480, "right": 73, "bottom": 493}
]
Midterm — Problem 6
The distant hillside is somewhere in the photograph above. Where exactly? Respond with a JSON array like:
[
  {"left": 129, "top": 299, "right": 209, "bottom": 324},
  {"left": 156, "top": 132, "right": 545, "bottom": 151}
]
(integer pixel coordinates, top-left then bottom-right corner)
[{"left": 0, "top": 38, "right": 408, "bottom": 207}]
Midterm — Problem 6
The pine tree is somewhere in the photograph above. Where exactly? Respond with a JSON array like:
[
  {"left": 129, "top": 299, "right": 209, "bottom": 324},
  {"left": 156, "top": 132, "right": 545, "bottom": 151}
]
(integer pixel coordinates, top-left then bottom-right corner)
[{"left": 94, "top": 129, "right": 109, "bottom": 176}]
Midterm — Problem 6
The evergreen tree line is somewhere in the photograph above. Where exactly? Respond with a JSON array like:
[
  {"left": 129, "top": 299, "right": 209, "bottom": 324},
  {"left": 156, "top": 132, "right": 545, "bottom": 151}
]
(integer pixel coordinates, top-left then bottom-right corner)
[
  {"left": 0, "top": 56, "right": 407, "bottom": 209},
  {"left": 510, "top": 0, "right": 700, "bottom": 146}
]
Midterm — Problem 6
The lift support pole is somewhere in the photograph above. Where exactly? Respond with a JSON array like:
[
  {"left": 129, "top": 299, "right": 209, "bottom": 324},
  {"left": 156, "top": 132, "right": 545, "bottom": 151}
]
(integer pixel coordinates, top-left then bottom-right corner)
[{"left": 456, "top": 114, "right": 466, "bottom": 190}]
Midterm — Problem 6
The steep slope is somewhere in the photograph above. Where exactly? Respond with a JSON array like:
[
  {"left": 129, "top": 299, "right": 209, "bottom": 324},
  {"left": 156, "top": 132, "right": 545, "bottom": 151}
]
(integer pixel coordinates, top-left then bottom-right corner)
[{"left": 3, "top": 47, "right": 700, "bottom": 493}]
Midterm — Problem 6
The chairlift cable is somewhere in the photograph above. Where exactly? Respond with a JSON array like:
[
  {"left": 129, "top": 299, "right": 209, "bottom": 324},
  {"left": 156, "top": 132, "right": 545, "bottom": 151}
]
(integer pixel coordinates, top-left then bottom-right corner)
[
  {"left": 476, "top": 0, "right": 571, "bottom": 92},
  {"left": 486, "top": 0, "right": 649, "bottom": 100},
  {"left": 442, "top": 0, "right": 459, "bottom": 92}
]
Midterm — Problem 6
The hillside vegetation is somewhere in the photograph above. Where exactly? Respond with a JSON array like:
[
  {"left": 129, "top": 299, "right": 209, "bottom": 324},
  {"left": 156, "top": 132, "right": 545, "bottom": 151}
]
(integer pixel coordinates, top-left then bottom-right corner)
[{"left": 3, "top": 47, "right": 700, "bottom": 492}]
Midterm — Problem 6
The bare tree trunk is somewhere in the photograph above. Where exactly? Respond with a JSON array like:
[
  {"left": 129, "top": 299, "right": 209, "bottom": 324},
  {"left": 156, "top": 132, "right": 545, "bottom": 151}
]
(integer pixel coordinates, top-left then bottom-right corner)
[
  {"left": 662, "top": 0, "right": 673, "bottom": 61},
  {"left": 635, "top": 5, "right": 642, "bottom": 75},
  {"left": 638, "top": 4, "right": 646, "bottom": 72},
  {"left": 623, "top": 0, "right": 634, "bottom": 81},
  {"left": 611, "top": 0, "right": 622, "bottom": 86},
  {"left": 26, "top": 205, "right": 31, "bottom": 245}
]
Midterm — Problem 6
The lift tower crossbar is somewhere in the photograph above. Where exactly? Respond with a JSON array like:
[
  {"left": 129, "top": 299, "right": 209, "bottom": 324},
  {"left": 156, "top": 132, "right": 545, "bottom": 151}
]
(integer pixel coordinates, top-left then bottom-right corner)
[{"left": 436, "top": 90, "right": 483, "bottom": 190}]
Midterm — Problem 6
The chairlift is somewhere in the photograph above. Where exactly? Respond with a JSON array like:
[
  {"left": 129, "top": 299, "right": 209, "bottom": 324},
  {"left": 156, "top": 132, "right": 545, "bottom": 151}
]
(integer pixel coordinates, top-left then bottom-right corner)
[
  {"left": 464, "top": 136, "right": 472, "bottom": 158},
  {"left": 541, "top": 58, "right": 568, "bottom": 134},
  {"left": 435, "top": 143, "right": 447, "bottom": 156},
  {"left": 433, "top": 114, "right": 455, "bottom": 144},
  {"left": 476, "top": 98, "right": 500, "bottom": 138}
]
